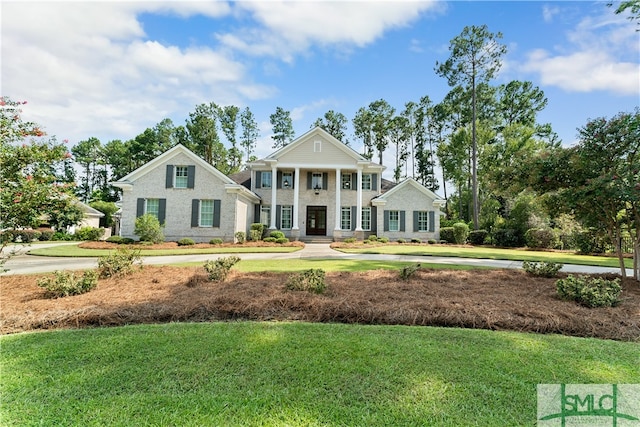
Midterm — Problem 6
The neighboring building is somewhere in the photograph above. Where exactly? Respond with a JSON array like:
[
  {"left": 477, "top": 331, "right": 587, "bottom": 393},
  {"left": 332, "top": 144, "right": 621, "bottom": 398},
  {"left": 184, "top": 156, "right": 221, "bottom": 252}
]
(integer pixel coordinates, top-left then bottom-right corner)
[{"left": 112, "top": 127, "right": 445, "bottom": 242}]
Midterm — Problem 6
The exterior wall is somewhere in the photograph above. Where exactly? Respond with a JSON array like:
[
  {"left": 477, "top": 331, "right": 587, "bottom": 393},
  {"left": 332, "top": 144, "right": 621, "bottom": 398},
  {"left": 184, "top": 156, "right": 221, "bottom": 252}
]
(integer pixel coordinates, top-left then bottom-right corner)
[
  {"left": 120, "top": 152, "right": 250, "bottom": 242},
  {"left": 277, "top": 136, "right": 353, "bottom": 165}
]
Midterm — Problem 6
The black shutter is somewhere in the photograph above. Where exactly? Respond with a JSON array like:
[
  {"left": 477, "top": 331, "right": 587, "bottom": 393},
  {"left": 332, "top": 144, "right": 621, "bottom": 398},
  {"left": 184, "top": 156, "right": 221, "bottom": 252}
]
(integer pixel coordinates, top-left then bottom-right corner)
[
  {"left": 136, "top": 198, "right": 144, "bottom": 217},
  {"left": 371, "top": 207, "right": 377, "bottom": 232},
  {"left": 413, "top": 211, "right": 419, "bottom": 232},
  {"left": 191, "top": 199, "right": 200, "bottom": 227},
  {"left": 400, "top": 211, "right": 405, "bottom": 232},
  {"left": 255, "top": 171, "right": 262, "bottom": 189},
  {"left": 158, "top": 199, "right": 166, "bottom": 225},
  {"left": 166, "top": 165, "right": 173, "bottom": 188},
  {"left": 213, "top": 200, "right": 221, "bottom": 227},
  {"left": 429, "top": 211, "right": 435, "bottom": 232},
  {"left": 384, "top": 210, "right": 389, "bottom": 232},
  {"left": 352, "top": 173, "right": 357, "bottom": 191},
  {"left": 187, "top": 165, "right": 195, "bottom": 189},
  {"left": 254, "top": 204, "right": 260, "bottom": 223},
  {"left": 276, "top": 205, "right": 282, "bottom": 229},
  {"left": 291, "top": 171, "right": 295, "bottom": 189},
  {"left": 351, "top": 206, "right": 357, "bottom": 231},
  {"left": 372, "top": 173, "right": 378, "bottom": 191},
  {"left": 277, "top": 171, "right": 282, "bottom": 189},
  {"left": 322, "top": 173, "right": 328, "bottom": 190},
  {"left": 307, "top": 172, "right": 312, "bottom": 189}
]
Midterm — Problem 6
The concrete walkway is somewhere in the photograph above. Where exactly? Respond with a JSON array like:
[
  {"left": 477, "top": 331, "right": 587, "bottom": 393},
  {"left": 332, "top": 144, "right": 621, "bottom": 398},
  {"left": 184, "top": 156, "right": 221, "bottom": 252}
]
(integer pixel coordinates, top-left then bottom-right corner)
[{"left": 1, "top": 243, "right": 633, "bottom": 276}]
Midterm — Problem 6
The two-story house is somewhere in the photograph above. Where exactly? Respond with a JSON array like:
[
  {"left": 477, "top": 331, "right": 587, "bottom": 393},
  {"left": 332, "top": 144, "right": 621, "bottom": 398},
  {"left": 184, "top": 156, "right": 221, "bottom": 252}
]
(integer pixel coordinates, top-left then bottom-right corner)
[{"left": 112, "top": 127, "right": 445, "bottom": 242}]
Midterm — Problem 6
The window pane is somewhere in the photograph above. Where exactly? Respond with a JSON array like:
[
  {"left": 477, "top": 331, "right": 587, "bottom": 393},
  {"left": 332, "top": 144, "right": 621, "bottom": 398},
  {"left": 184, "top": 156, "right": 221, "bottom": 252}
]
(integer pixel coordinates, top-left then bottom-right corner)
[
  {"left": 362, "top": 207, "right": 371, "bottom": 231},
  {"left": 362, "top": 174, "right": 371, "bottom": 190},
  {"left": 200, "top": 200, "right": 214, "bottom": 227},
  {"left": 175, "top": 166, "right": 188, "bottom": 188},
  {"left": 281, "top": 206, "right": 292, "bottom": 229},
  {"left": 342, "top": 174, "right": 352, "bottom": 189},
  {"left": 261, "top": 172, "right": 272, "bottom": 188},
  {"left": 389, "top": 210, "right": 399, "bottom": 232},
  {"left": 341, "top": 207, "right": 351, "bottom": 230},
  {"left": 282, "top": 172, "right": 292, "bottom": 189},
  {"left": 146, "top": 199, "right": 159, "bottom": 218},
  {"left": 418, "top": 211, "right": 428, "bottom": 232},
  {"left": 312, "top": 173, "right": 323, "bottom": 190},
  {"left": 260, "top": 206, "right": 271, "bottom": 226}
]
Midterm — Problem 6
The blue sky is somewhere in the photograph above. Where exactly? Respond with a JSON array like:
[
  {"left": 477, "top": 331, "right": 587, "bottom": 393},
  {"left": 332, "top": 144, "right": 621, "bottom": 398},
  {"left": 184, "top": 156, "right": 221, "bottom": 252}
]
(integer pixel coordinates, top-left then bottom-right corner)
[{"left": 3, "top": 1, "right": 639, "bottom": 170}]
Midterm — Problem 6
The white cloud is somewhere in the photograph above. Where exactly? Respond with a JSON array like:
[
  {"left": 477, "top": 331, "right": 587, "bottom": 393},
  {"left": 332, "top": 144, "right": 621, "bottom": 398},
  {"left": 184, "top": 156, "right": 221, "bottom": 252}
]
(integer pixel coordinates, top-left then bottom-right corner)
[
  {"left": 520, "top": 10, "right": 639, "bottom": 95},
  {"left": 542, "top": 5, "right": 560, "bottom": 23}
]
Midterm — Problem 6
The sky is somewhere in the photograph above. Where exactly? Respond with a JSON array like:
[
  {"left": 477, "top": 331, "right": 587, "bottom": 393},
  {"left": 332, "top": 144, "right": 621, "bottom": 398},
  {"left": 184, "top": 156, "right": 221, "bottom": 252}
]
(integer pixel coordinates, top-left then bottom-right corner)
[{"left": 2, "top": 0, "right": 639, "bottom": 173}]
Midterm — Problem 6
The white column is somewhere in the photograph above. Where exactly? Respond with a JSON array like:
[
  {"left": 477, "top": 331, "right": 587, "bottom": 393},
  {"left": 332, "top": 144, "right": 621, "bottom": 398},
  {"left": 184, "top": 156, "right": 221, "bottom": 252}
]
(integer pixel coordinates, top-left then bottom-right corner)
[
  {"left": 293, "top": 167, "right": 300, "bottom": 230},
  {"left": 334, "top": 168, "right": 341, "bottom": 230},
  {"left": 355, "top": 168, "right": 363, "bottom": 231},
  {"left": 269, "top": 165, "right": 277, "bottom": 230}
]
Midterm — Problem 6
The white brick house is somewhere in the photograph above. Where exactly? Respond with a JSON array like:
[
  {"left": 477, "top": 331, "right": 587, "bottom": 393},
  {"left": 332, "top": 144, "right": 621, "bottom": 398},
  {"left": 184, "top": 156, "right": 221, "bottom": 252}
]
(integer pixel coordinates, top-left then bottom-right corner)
[{"left": 112, "top": 127, "right": 445, "bottom": 242}]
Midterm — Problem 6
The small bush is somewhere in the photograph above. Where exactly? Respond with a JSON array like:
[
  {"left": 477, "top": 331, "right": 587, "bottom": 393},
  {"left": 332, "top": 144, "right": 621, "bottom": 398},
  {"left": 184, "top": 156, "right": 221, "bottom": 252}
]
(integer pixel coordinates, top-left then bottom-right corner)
[
  {"left": 573, "top": 230, "right": 607, "bottom": 254},
  {"left": 38, "top": 230, "right": 54, "bottom": 241},
  {"left": 270, "top": 230, "right": 285, "bottom": 239},
  {"left": 522, "top": 261, "right": 563, "bottom": 278},
  {"left": 411, "top": 238, "right": 422, "bottom": 243},
  {"left": 468, "top": 230, "right": 488, "bottom": 246},
  {"left": 250, "top": 223, "right": 265, "bottom": 241},
  {"left": 210, "top": 238, "right": 224, "bottom": 245},
  {"left": 177, "top": 238, "right": 195, "bottom": 246},
  {"left": 52, "top": 231, "right": 75, "bottom": 241},
  {"left": 492, "top": 229, "right": 521, "bottom": 247},
  {"left": 203, "top": 256, "right": 241, "bottom": 282},
  {"left": 367, "top": 235, "right": 378, "bottom": 242},
  {"left": 235, "top": 231, "right": 246, "bottom": 244},
  {"left": 525, "top": 228, "right": 559, "bottom": 249},
  {"left": 74, "top": 227, "right": 105, "bottom": 241},
  {"left": 106, "top": 236, "right": 123, "bottom": 244},
  {"left": 452, "top": 222, "right": 470, "bottom": 244},
  {"left": 263, "top": 237, "right": 277, "bottom": 243},
  {"left": 275, "top": 237, "right": 289, "bottom": 244},
  {"left": 98, "top": 247, "right": 142, "bottom": 278},
  {"left": 20, "top": 230, "right": 41, "bottom": 242},
  {"left": 397, "top": 238, "right": 406, "bottom": 244},
  {"left": 134, "top": 214, "right": 164, "bottom": 243},
  {"left": 439, "top": 227, "right": 455, "bottom": 243},
  {"left": 399, "top": 263, "right": 421, "bottom": 280},
  {"left": 344, "top": 237, "right": 357, "bottom": 244},
  {"left": 378, "top": 237, "right": 389, "bottom": 243},
  {"left": 286, "top": 269, "right": 326, "bottom": 294},
  {"left": 37, "top": 270, "right": 98, "bottom": 297},
  {"left": 427, "top": 239, "right": 437, "bottom": 244},
  {"left": 556, "top": 275, "right": 621, "bottom": 308}
]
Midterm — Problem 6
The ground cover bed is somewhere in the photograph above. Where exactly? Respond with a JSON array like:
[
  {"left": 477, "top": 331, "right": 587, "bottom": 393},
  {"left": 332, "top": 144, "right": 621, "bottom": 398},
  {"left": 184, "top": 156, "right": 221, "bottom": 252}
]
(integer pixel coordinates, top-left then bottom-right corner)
[{"left": 2, "top": 266, "right": 638, "bottom": 340}]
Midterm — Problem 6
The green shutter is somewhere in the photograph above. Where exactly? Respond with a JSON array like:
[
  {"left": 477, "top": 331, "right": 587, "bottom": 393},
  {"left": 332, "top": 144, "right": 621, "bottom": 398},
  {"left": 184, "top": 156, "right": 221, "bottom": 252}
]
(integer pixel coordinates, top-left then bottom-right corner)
[
  {"left": 187, "top": 165, "right": 195, "bottom": 189},
  {"left": 307, "top": 172, "right": 312, "bottom": 189},
  {"left": 413, "top": 211, "right": 419, "bottom": 232},
  {"left": 213, "top": 200, "right": 221, "bottom": 227},
  {"left": 276, "top": 205, "right": 282, "bottom": 229},
  {"left": 371, "top": 207, "right": 377, "bottom": 232},
  {"left": 277, "top": 171, "right": 282, "bottom": 189},
  {"left": 372, "top": 173, "right": 378, "bottom": 191},
  {"left": 400, "top": 211, "right": 405, "bottom": 232},
  {"left": 136, "top": 198, "right": 144, "bottom": 217},
  {"left": 322, "top": 173, "right": 328, "bottom": 190},
  {"left": 191, "top": 199, "right": 199, "bottom": 227},
  {"left": 351, "top": 206, "right": 357, "bottom": 231},
  {"left": 384, "top": 210, "right": 389, "bottom": 232},
  {"left": 158, "top": 199, "right": 166, "bottom": 225},
  {"left": 166, "top": 165, "right": 173, "bottom": 188},
  {"left": 429, "top": 211, "right": 435, "bottom": 232},
  {"left": 255, "top": 171, "right": 262, "bottom": 189},
  {"left": 352, "top": 173, "right": 357, "bottom": 191}
]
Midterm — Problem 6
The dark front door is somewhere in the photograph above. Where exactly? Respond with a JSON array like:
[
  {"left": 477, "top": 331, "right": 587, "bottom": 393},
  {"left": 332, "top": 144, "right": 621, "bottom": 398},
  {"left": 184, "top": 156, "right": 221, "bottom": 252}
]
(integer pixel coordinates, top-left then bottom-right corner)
[{"left": 306, "top": 206, "right": 327, "bottom": 236}]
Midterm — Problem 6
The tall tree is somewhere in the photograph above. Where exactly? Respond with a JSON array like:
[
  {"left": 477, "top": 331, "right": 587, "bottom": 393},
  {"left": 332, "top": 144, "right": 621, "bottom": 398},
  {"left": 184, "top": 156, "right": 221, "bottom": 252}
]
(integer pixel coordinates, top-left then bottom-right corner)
[
  {"left": 312, "top": 110, "right": 349, "bottom": 143},
  {"left": 72, "top": 137, "right": 102, "bottom": 202},
  {"left": 369, "top": 99, "right": 395, "bottom": 166},
  {"left": 219, "top": 105, "right": 242, "bottom": 173},
  {"left": 270, "top": 107, "right": 295, "bottom": 149},
  {"left": 240, "top": 107, "right": 259, "bottom": 162},
  {"left": 186, "top": 102, "right": 228, "bottom": 171},
  {"left": 497, "top": 81, "right": 547, "bottom": 128},
  {"left": 435, "top": 24, "right": 507, "bottom": 229},
  {"left": 388, "top": 115, "right": 411, "bottom": 183},
  {"left": 353, "top": 107, "right": 374, "bottom": 160}
]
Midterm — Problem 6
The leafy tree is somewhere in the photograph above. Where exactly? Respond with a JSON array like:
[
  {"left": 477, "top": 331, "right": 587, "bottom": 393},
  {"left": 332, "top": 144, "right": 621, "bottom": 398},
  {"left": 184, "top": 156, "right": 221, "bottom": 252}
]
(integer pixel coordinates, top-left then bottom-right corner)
[
  {"left": 186, "top": 102, "right": 228, "bottom": 171},
  {"left": 369, "top": 99, "right": 395, "bottom": 166},
  {"left": 102, "top": 139, "right": 132, "bottom": 181},
  {"left": 353, "top": 107, "right": 374, "bottom": 160},
  {"left": 610, "top": 0, "right": 640, "bottom": 29},
  {"left": 134, "top": 213, "right": 164, "bottom": 243},
  {"left": 312, "top": 110, "right": 348, "bottom": 143},
  {"left": 90, "top": 201, "right": 118, "bottom": 228},
  {"left": 435, "top": 25, "right": 507, "bottom": 229},
  {"left": 388, "top": 115, "right": 410, "bottom": 183},
  {"left": 240, "top": 107, "right": 259, "bottom": 162},
  {"left": 72, "top": 137, "right": 102, "bottom": 202},
  {"left": 497, "top": 80, "right": 547, "bottom": 128},
  {"left": 153, "top": 118, "right": 179, "bottom": 152},
  {"left": 219, "top": 105, "right": 243, "bottom": 173},
  {"left": 270, "top": 107, "right": 295, "bottom": 149}
]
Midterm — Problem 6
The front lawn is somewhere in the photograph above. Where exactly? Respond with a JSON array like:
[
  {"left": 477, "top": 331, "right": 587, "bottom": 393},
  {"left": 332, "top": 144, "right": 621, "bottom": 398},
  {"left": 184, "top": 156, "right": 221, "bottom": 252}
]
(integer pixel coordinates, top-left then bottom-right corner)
[{"left": 2, "top": 322, "right": 638, "bottom": 426}]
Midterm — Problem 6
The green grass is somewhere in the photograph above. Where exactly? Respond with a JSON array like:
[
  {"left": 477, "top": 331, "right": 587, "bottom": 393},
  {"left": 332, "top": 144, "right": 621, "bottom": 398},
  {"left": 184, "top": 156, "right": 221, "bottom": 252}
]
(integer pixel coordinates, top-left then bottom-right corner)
[
  {"left": 337, "top": 244, "right": 633, "bottom": 268},
  {"left": 28, "top": 244, "right": 303, "bottom": 257},
  {"left": 2, "top": 322, "right": 638, "bottom": 426}
]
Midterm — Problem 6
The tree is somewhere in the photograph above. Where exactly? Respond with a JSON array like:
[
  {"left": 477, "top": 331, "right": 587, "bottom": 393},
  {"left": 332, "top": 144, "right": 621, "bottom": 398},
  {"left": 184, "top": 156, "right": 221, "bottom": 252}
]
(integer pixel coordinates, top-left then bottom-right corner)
[
  {"left": 219, "top": 105, "right": 243, "bottom": 173},
  {"left": 0, "top": 97, "right": 83, "bottom": 238},
  {"left": 353, "top": 107, "right": 374, "bottom": 160},
  {"left": 388, "top": 115, "right": 411, "bottom": 183},
  {"left": 270, "top": 107, "right": 295, "bottom": 149},
  {"left": 186, "top": 102, "right": 228, "bottom": 172},
  {"left": 369, "top": 99, "right": 395, "bottom": 166},
  {"left": 610, "top": 0, "right": 640, "bottom": 29},
  {"left": 72, "top": 137, "right": 102, "bottom": 202},
  {"left": 312, "top": 110, "right": 348, "bottom": 143},
  {"left": 240, "top": 107, "right": 259, "bottom": 162},
  {"left": 497, "top": 81, "right": 547, "bottom": 128},
  {"left": 435, "top": 25, "right": 507, "bottom": 229}
]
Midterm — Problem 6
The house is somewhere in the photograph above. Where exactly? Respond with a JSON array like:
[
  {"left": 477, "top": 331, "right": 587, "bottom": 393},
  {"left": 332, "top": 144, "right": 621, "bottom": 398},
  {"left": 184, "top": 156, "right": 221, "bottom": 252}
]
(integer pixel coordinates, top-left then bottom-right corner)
[{"left": 112, "top": 127, "right": 445, "bottom": 242}]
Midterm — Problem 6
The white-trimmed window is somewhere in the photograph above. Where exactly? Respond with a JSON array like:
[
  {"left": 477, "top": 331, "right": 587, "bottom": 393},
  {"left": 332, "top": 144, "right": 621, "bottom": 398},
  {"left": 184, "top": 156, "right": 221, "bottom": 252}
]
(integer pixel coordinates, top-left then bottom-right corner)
[
  {"left": 362, "top": 207, "right": 371, "bottom": 231},
  {"left": 145, "top": 199, "right": 159, "bottom": 218},
  {"left": 312, "top": 172, "right": 323, "bottom": 190},
  {"left": 282, "top": 172, "right": 293, "bottom": 189},
  {"left": 261, "top": 171, "right": 272, "bottom": 188},
  {"left": 342, "top": 173, "right": 352, "bottom": 189},
  {"left": 260, "top": 206, "right": 271, "bottom": 226},
  {"left": 175, "top": 166, "right": 188, "bottom": 188},
  {"left": 417, "top": 211, "right": 429, "bottom": 232},
  {"left": 281, "top": 205, "right": 292, "bottom": 229},
  {"left": 199, "top": 200, "right": 214, "bottom": 227},
  {"left": 389, "top": 210, "right": 400, "bottom": 232},
  {"left": 341, "top": 207, "right": 351, "bottom": 230},
  {"left": 314, "top": 140, "right": 322, "bottom": 152},
  {"left": 361, "top": 174, "right": 372, "bottom": 190}
]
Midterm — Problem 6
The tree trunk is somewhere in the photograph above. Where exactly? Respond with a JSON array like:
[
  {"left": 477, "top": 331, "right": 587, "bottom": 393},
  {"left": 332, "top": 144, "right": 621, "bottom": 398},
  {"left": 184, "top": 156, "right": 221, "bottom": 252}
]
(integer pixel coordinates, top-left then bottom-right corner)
[{"left": 471, "top": 72, "right": 479, "bottom": 230}]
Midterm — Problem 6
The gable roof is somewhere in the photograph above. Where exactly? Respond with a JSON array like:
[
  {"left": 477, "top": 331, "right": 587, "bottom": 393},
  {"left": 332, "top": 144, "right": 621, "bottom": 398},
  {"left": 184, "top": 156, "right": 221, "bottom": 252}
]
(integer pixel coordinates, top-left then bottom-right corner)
[{"left": 372, "top": 177, "right": 445, "bottom": 207}]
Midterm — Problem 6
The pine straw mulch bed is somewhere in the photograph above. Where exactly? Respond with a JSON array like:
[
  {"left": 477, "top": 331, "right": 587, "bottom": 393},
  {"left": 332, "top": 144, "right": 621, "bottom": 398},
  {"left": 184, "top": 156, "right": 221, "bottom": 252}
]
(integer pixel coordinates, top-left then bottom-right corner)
[{"left": 2, "top": 266, "right": 639, "bottom": 341}]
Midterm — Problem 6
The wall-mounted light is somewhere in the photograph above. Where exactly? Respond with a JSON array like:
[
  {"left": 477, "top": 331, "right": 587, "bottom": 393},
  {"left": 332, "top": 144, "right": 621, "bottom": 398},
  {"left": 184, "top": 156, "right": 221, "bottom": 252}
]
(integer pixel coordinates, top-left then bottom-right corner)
[
  {"left": 313, "top": 184, "right": 321, "bottom": 195},
  {"left": 283, "top": 180, "right": 290, "bottom": 189}
]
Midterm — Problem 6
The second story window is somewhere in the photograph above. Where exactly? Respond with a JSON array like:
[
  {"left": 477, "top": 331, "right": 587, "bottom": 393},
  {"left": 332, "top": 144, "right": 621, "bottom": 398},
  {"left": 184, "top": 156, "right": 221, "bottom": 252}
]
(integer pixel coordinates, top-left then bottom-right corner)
[
  {"left": 341, "top": 173, "right": 352, "bottom": 189},
  {"left": 312, "top": 173, "right": 323, "bottom": 190},
  {"left": 175, "top": 166, "right": 188, "bottom": 188},
  {"left": 362, "top": 174, "right": 372, "bottom": 190},
  {"left": 261, "top": 171, "right": 272, "bottom": 189},
  {"left": 282, "top": 172, "right": 293, "bottom": 189}
]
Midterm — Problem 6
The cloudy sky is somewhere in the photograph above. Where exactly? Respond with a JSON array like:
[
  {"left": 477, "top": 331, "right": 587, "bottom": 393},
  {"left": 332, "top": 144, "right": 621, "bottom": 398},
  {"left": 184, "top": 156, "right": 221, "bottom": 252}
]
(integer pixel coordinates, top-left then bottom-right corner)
[{"left": 3, "top": 0, "right": 639, "bottom": 163}]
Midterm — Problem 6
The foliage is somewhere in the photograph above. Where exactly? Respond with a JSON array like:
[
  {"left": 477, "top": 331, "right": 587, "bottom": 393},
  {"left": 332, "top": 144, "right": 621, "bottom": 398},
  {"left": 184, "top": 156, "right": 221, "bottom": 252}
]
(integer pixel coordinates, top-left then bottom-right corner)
[
  {"left": 240, "top": 107, "right": 259, "bottom": 162},
  {"left": 492, "top": 229, "right": 521, "bottom": 248},
  {"left": 522, "top": 261, "right": 563, "bottom": 278},
  {"left": 573, "top": 229, "right": 608, "bottom": 254},
  {"left": 203, "top": 256, "right": 241, "bottom": 282},
  {"left": 269, "top": 230, "right": 285, "bottom": 239},
  {"left": 1, "top": 229, "right": 42, "bottom": 243},
  {"left": 38, "top": 230, "right": 54, "bottom": 241},
  {"left": 452, "top": 222, "right": 470, "bottom": 244},
  {"left": 312, "top": 110, "right": 349, "bottom": 143},
  {"left": 210, "top": 238, "right": 224, "bottom": 245},
  {"left": 106, "top": 236, "right": 134, "bottom": 244},
  {"left": 556, "top": 275, "right": 621, "bottom": 308},
  {"left": 524, "top": 228, "right": 559, "bottom": 249},
  {"left": 275, "top": 237, "right": 289, "bottom": 244},
  {"left": 411, "top": 238, "right": 422, "bottom": 244},
  {"left": 368, "top": 235, "right": 379, "bottom": 242},
  {"left": 52, "top": 231, "right": 75, "bottom": 241},
  {"left": 285, "top": 269, "right": 326, "bottom": 294},
  {"left": 378, "top": 237, "right": 389, "bottom": 243},
  {"left": 97, "top": 247, "right": 143, "bottom": 278},
  {"left": 263, "top": 237, "right": 276, "bottom": 243},
  {"left": 270, "top": 106, "right": 295, "bottom": 149},
  {"left": 468, "top": 230, "right": 489, "bottom": 245},
  {"left": 610, "top": 0, "right": 640, "bottom": 29},
  {"left": 396, "top": 238, "right": 406, "bottom": 244},
  {"left": 439, "top": 227, "right": 455, "bottom": 243},
  {"left": 177, "top": 238, "right": 195, "bottom": 246},
  {"left": 90, "top": 201, "right": 118, "bottom": 228},
  {"left": 234, "top": 231, "right": 245, "bottom": 244},
  {"left": 399, "top": 263, "right": 421, "bottom": 280},
  {"left": 344, "top": 237, "right": 357, "bottom": 243},
  {"left": 249, "top": 223, "right": 264, "bottom": 241},
  {"left": 37, "top": 270, "right": 98, "bottom": 297},
  {"left": 134, "top": 214, "right": 164, "bottom": 243},
  {"left": 74, "top": 226, "right": 105, "bottom": 241}
]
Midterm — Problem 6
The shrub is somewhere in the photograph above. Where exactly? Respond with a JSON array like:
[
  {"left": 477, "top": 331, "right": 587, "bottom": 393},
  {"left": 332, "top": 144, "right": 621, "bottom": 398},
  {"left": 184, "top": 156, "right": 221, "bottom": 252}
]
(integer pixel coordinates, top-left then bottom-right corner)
[
  {"left": 440, "top": 218, "right": 470, "bottom": 228},
  {"left": 286, "top": 269, "right": 326, "bottom": 294},
  {"left": 411, "top": 238, "right": 422, "bottom": 243},
  {"left": 4, "top": 229, "right": 42, "bottom": 242},
  {"left": 177, "top": 238, "right": 195, "bottom": 246},
  {"left": 524, "top": 228, "right": 559, "bottom": 249},
  {"left": 397, "top": 238, "right": 406, "bottom": 244},
  {"left": 378, "top": 237, "right": 389, "bottom": 243},
  {"left": 556, "top": 275, "right": 621, "bottom": 308},
  {"left": 97, "top": 247, "right": 142, "bottom": 278},
  {"left": 452, "top": 222, "right": 470, "bottom": 244},
  {"left": 106, "top": 236, "right": 125, "bottom": 244},
  {"left": 270, "top": 230, "right": 285, "bottom": 239},
  {"left": 573, "top": 229, "right": 607, "bottom": 254},
  {"left": 427, "top": 239, "right": 437, "bottom": 244},
  {"left": 439, "top": 227, "right": 455, "bottom": 244},
  {"left": 522, "top": 261, "right": 563, "bottom": 278},
  {"left": 134, "top": 214, "right": 164, "bottom": 243},
  {"left": 37, "top": 270, "right": 98, "bottom": 297},
  {"left": 468, "top": 230, "right": 488, "bottom": 246},
  {"left": 210, "top": 238, "right": 224, "bottom": 245},
  {"left": 344, "top": 237, "right": 357, "bottom": 244},
  {"left": 203, "top": 256, "right": 241, "bottom": 282},
  {"left": 74, "top": 227, "right": 105, "bottom": 241},
  {"left": 38, "top": 230, "right": 54, "bottom": 241},
  {"left": 263, "top": 237, "right": 277, "bottom": 243},
  {"left": 399, "top": 263, "right": 421, "bottom": 280},
  {"left": 367, "top": 235, "right": 378, "bottom": 242},
  {"left": 492, "top": 229, "right": 521, "bottom": 247},
  {"left": 235, "top": 231, "right": 246, "bottom": 244},
  {"left": 52, "top": 231, "right": 75, "bottom": 241},
  {"left": 275, "top": 237, "right": 289, "bottom": 244},
  {"left": 89, "top": 201, "right": 118, "bottom": 228},
  {"left": 250, "top": 223, "right": 264, "bottom": 241}
]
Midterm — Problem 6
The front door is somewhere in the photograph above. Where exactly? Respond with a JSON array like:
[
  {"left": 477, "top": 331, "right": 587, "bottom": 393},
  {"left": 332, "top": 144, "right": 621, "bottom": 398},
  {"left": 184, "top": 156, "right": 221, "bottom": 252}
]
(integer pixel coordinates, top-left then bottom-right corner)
[{"left": 306, "top": 206, "right": 327, "bottom": 236}]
